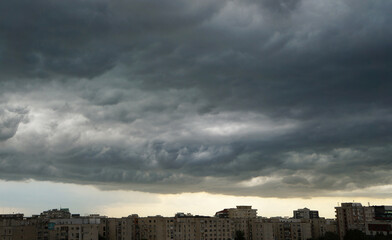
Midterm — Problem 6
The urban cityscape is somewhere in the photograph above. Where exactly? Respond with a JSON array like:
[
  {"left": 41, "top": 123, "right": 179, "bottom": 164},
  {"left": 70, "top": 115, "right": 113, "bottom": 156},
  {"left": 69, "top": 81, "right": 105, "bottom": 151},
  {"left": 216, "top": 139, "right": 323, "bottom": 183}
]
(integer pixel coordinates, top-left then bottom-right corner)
[{"left": 1, "top": 202, "right": 392, "bottom": 240}]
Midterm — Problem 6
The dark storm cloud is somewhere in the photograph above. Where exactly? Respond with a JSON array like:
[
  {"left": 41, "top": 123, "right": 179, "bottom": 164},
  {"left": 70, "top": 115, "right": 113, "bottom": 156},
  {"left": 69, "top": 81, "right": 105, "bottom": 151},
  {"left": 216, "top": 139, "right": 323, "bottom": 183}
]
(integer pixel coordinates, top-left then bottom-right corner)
[
  {"left": 0, "top": 0, "right": 223, "bottom": 78},
  {"left": 0, "top": 0, "right": 391, "bottom": 198}
]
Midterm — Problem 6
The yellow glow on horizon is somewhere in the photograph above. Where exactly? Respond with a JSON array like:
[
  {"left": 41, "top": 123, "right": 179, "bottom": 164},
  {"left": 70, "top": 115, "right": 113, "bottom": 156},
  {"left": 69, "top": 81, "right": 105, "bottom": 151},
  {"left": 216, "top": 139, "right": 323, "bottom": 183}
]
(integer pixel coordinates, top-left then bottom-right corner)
[
  {"left": 100, "top": 192, "right": 392, "bottom": 219},
  {"left": 1, "top": 180, "right": 392, "bottom": 219}
]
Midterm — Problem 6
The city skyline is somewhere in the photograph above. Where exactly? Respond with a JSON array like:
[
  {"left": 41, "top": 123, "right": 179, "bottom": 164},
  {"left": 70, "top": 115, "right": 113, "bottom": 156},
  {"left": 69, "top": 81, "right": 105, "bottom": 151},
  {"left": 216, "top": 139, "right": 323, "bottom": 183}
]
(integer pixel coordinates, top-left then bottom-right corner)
[
  {"left": 1, "top": 0, "right": 392, "bottom": 221},
  {"left": 2, "top": 202, "right": 392, "bottom": 240}
]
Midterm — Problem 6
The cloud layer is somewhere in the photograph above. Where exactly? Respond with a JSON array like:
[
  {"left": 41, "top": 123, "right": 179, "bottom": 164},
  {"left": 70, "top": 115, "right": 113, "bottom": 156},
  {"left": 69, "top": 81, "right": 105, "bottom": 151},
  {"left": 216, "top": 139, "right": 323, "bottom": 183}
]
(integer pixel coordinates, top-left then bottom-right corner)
[{"left": 0, "top": 0, "right": 391, "bottom": 198}]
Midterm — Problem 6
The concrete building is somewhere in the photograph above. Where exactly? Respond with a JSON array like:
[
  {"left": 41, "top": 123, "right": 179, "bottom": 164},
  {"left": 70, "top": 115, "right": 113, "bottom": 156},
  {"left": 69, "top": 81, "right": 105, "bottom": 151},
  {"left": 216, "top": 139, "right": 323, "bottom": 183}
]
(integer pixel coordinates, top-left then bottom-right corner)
[
  {"left": 136, "top": 214, "right": 235, "bottom": 240},
  {"left": 293, "top": 208, "right": 319, "bottom": 219},
  {"left": 335, "top": 202, "right": 392, "bottom": 239},
  {"left": 215, "top": 206, "right": 258, "bottom": 240},
  {"left": 364, "top": 206, "right": 392, "bottom": 237},
  {"left": 138, "top": 216, "right": 167, "bottom": 240},
  {"left": 269, "top": 218, "right": 312, "bottom": 240},
  {"left": 335, "top": 202, "right": 366, "bottom": 239},
  {"left": 249, "top": 218, "right": 274, "bottom": 240},
  {"left": 48, "top": 217, "right": 101, "bottom": 240},
  {"left": 215, "top": 206, "right": 257, "bottom": 219},
  {"left": 310, "top": 218, "right": 337, "bottom": 239},
  {"left": 0, "top": 214, "right": 42, "bottom": 240},
  {"left": 100, "top": 215, "right": 136, "bottom": 240},
  {"left": 41, "top": 209, "right": 71, "bottom": 219}
]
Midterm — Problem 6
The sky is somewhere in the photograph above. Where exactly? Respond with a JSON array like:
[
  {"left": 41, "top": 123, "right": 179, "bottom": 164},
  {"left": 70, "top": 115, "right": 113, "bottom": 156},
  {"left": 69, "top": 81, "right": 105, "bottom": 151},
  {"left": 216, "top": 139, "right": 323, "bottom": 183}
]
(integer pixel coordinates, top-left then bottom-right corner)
[{"left": 0, "top": 0, "right": 391, "bottom": 218}]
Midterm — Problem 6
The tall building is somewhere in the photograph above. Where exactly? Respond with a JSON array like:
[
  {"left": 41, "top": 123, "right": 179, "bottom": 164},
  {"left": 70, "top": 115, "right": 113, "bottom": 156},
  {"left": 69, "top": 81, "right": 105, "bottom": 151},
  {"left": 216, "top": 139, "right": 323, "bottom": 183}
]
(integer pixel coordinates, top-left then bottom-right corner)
[
  {"left": 335, "top": 202, "right": 366, "bottom": 239},
  {"left": 335, "top": 203, "right": 392, "bottom": 239}
]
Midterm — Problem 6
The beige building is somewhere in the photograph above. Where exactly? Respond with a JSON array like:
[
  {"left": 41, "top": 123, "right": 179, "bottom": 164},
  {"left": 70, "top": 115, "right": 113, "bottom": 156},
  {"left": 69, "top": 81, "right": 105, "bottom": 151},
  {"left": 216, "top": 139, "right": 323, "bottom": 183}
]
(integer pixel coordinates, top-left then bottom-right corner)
[
  {"left": 335, "top": 202, "right": 366, "bottom": 239},
  {"left": 138, "top": 216, "right": 167, "bottom": 240},
  {"left": 0, "top": 214, "right": 43, "bottom": 240},
  {"left": 293, "top": 208, "right": 319, "bottom": 220},
  {"left": 249, "top": 218, "right": 274, "bottom": 240},
  {"left": 48, "top": 217, "right": 101, "bottom": 240},
  {"left": 215, "top": 206, "right": 257, "bottom": 219},
  {"left": 100, "top": 215, "right": 137, "bottom": 240},
  {"left": 137, "top": 215, "right": 235, "bottom": 240},
  {"left": 335, "top": 203, "right": 392, "bottom": 239},
  {"left": 269, "top": 218, "right": 312, "bottom": 240},
  {"left": 310, "top": 218, "right": 337, "bottom": 239}
]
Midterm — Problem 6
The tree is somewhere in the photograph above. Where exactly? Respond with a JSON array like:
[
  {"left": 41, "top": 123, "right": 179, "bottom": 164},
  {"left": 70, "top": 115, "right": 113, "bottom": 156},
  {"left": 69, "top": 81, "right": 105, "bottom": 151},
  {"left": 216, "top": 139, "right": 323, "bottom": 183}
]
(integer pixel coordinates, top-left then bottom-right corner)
[
  {"left": 234, "top": 230, "right": 245, "bottom": 240},
  {"left": 307, "top": 231, "right": 339, "bottom": 240},
  {"left": 324, "top": 232, "right": 339, "bottom": 240},
  {"left": 344, "top": 229, "right": 366, "bottom": 240}
]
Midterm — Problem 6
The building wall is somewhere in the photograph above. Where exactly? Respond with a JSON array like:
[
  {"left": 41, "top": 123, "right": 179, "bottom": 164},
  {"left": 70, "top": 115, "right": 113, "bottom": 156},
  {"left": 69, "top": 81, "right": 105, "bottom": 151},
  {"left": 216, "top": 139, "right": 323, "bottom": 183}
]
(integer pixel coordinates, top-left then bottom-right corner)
[
  {"left": 270, "top": 219, "right": 311, "bottom": 240},
  {"left": 335, "top": 203, "right": 366, "bottom": 240},
  {"left": 311, "top": 218, "right": 337, "bottom": 239},
  {"left": 48, "top": 218, "right": 101, "bottom": 240},
  {"left": 293, "top": 208, "right": 319, "bottom": 220}
]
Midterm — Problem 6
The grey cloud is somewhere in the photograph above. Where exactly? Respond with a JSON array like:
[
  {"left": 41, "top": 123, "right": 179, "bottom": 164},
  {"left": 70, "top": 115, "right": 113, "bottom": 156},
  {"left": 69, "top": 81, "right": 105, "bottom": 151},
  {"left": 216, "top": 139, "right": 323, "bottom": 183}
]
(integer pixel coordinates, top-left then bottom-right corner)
[
  {"left": 247, "top": 0, "right": 302, "bottom": 14},
  {"left": 0, "top": 107, "right": 29, "bottom": 141},
  {"left": 0, "top": 0, "right": 224, "bottom": 78},
  {"left": 0, "top": 0, "right": 391, "bottom": 198}
]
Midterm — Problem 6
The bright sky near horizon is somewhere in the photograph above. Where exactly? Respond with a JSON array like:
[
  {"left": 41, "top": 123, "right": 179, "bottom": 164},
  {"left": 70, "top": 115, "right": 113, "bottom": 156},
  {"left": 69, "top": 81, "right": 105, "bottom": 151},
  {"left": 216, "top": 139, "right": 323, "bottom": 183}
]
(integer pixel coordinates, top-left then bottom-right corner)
[{"left": 1, "top": 180, "right": 392, "bottom": 219}]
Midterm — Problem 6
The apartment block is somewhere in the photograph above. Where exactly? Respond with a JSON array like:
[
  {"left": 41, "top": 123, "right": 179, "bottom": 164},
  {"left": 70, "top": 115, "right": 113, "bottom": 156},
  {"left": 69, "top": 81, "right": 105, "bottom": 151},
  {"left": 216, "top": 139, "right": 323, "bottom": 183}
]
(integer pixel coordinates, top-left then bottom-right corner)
[
  {"left": 48, "top": 217, "right": 101, "bottom": 240},
  {"left": 136, "top": 214, "right": 235, "bottom": 240},
  {"left": 336, "top": 202, "right": 392, "bottom": 239},
  {"left": 365, "top": 206, "right": 392, "bottom": 236},
  {"left": 0, "top": 214, "right": 41, "bottom": 240},
  {"left": 215, "top": 206, "right": 257, "bottom": 219},
  {"left": 101, "top": 215, "right": 137, "bottom": 240},
  {"left": 335, "top": 202, "right": 366, "bottom": 239},
  {"left": 269, "top": 218, "right": 312, "bottom": 240},
  {"left": 310, "top": 218, "right": 337, "bottom": 239},
  {"left": 249, "top": 218, "right": 274, "bottom": 240},
  {"left": 293, "top": 208, "right": 319, "bottom": 220}
]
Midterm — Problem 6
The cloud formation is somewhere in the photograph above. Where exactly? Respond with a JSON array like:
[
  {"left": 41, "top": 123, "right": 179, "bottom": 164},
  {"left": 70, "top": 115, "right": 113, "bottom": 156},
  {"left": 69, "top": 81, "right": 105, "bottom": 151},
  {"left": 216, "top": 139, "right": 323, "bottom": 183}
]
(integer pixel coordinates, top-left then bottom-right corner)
[{"left": 0, "top": 0, "right": 391, "bottom": 198}]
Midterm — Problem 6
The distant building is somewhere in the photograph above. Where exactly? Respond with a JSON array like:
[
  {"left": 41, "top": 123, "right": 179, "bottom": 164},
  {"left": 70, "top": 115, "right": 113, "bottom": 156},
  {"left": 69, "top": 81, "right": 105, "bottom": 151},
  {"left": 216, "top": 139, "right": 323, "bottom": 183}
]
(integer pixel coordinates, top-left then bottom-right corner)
[
  {"left": 41, "top": 208, "right": 71, "bottom": 219},
  {"left": 293, "top": 208, "right": 319, "bottom": 219},
  {"left": 0, "top": 214, "right": 24, "bottom": 220},
  {"left": 269, "top": 218, "right": 312, "bottom": 240},
  {"left": 215, "top": 206, "right": 257, "bottom": 219},
  {"left": 250, "top": 218, "right": 274, "bottom": 240},
  {"left": 310, "top": 218, "right": 338, "bottom": 239},
  {"left": 48, "top": 217, "right": 101, "bottom": 240}
]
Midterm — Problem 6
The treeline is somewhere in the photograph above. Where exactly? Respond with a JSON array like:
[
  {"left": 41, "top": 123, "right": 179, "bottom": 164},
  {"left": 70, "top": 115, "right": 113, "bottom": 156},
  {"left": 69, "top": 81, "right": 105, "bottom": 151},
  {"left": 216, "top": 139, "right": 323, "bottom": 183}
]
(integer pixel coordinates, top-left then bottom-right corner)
[
  {"left": 308, "top": 230, "right": 392, "bottom": 240},
  {"left": 308, "top": 232, "right": 339, "bottom": 240},
  {"left": 344, "top": 230, "right": 392, "bottom": 240}
]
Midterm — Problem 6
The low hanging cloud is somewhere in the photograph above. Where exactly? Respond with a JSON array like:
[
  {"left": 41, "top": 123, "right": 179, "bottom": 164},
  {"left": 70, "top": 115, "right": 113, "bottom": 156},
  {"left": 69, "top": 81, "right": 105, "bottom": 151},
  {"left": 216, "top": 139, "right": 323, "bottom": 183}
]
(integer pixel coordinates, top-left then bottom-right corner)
[{"left": 0, "top": 0, "right": 391, "bottom": 198}]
